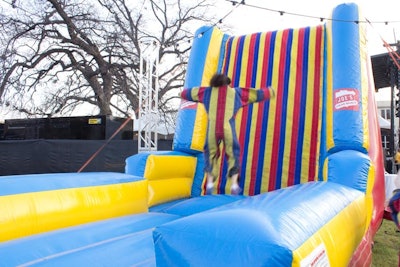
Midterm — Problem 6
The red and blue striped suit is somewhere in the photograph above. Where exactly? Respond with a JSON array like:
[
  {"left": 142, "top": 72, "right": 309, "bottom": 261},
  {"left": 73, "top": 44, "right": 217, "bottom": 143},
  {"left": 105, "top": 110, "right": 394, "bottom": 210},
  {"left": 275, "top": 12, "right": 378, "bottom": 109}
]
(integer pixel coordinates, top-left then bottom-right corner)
[{"left": 180, "top": 86, "right": 272, "bottom": 179}]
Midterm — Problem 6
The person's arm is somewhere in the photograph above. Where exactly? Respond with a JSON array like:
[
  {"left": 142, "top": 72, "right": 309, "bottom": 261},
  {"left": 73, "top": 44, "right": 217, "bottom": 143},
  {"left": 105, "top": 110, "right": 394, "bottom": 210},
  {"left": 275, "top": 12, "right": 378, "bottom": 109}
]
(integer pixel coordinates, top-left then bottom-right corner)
[
  {"left": 179, "top": 87, "right": 207, "bottom": 102},
  {"left": 239, "top": 87, "right": 275, "bottom": 105}
]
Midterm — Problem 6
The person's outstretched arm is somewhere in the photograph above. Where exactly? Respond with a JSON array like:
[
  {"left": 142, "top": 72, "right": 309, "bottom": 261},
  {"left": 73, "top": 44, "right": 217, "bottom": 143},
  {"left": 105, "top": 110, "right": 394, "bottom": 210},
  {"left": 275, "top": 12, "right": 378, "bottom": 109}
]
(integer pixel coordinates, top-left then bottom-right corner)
[
  {"left": 179, "top": 87, "right": 208, "bottom": 102},
  {"left": 239, "top": 87, "right": 275, "bottom": 105}
]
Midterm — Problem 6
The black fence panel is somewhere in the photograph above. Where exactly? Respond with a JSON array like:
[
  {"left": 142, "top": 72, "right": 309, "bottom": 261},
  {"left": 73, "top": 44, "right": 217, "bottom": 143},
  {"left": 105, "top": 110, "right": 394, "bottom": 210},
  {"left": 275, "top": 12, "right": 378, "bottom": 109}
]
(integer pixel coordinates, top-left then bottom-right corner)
[{"left": 0, "top": 139, "right": 173, "bottom": 176}]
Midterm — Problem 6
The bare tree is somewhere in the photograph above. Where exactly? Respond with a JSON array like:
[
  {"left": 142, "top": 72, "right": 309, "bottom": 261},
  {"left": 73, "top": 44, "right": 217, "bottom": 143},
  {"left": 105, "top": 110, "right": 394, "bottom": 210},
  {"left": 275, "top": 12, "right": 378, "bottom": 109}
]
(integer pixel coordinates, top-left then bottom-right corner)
[{"left": 0, "top": 0, "right": 214, "bottom": 118}]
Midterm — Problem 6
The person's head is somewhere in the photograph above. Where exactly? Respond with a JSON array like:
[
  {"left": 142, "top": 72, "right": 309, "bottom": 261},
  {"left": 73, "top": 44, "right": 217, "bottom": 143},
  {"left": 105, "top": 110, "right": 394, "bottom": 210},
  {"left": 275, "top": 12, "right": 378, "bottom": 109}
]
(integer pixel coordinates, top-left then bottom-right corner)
[{"left": 210, "top": 73, "right": 231, "bottom": 87}]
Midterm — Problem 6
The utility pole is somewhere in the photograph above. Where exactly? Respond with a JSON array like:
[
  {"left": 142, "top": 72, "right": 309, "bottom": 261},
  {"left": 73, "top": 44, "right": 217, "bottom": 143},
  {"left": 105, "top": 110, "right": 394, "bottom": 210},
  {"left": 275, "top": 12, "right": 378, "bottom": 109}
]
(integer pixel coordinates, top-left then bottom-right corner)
[{"left": 390, "top": 41, "right": 400, "bottom": 173}]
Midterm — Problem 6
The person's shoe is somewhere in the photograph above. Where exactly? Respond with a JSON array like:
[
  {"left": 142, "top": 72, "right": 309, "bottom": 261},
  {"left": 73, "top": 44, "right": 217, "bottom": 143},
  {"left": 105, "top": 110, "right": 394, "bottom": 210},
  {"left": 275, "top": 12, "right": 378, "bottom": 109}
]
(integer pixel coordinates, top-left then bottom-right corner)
[
  {"left": 230, "top": 184, "right": 242, "bottom": 195},
  {"left": 206, "top": 183, "right": 214, "bottom": 195}
]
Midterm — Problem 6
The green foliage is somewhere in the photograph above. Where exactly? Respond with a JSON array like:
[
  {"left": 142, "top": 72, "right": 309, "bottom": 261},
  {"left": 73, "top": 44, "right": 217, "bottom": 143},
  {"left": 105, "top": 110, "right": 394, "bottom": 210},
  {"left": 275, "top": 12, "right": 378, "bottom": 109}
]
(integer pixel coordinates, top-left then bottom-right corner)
[{"left": 372, "top": 219, "right": 400, "bottom": 266}]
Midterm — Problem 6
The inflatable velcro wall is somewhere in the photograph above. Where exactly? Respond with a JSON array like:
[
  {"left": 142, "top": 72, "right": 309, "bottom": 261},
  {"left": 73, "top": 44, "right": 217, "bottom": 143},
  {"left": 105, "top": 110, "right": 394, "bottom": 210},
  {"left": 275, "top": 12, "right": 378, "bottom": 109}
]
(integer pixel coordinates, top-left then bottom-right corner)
[{"left": 175, "top": 24, "right": 326, "bottom": 195}]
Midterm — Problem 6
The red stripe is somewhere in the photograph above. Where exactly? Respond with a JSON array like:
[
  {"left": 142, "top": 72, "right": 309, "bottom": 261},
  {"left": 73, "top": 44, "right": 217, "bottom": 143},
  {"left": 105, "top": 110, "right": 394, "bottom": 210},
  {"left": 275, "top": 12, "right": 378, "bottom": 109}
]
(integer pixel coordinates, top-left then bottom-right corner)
[
  {"left": 287, "top": 29, "right": 305, "bottom": 186},
  {"left": 215, "top": 86, "right": 227, "bottom": 135},
  {"left": 268, "top": 29, "right": 289, "bottom": 191},
  {"left": 308, "top": 25, "right": 323, "bottom": 181},
  {"left": 197, "top": 87, "right": 206, "bottom": 102}
]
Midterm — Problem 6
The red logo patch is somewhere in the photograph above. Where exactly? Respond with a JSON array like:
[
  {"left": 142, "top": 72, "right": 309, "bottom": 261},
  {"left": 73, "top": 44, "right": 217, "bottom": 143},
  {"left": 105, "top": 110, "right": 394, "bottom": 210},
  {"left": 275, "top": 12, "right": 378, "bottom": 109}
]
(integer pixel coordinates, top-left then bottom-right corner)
[{"left": 334, "top": 88, "right": 359, "bottom": 111}]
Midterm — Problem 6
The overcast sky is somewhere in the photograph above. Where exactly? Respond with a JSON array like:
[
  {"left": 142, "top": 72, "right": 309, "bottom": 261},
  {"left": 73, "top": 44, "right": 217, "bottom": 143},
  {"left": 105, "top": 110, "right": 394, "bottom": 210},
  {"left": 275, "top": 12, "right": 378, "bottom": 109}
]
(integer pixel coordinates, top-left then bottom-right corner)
[
  {"left": 211, "top": 0, "right": 399, "bottom": 101},
  {"left": 214, "top": 0, "right": 399, "bottom": 56}
]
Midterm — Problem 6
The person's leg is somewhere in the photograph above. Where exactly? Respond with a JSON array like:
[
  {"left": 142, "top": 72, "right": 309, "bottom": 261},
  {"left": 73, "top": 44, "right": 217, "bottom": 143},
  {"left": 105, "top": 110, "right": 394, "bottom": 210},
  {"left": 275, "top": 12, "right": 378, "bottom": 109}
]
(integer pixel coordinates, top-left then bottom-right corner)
[
  {"left": 204, "top": 133, "right": 218, "bottom": 195},
  {"left": 225, "top": 123, "right": 242, "bottom": 195}
]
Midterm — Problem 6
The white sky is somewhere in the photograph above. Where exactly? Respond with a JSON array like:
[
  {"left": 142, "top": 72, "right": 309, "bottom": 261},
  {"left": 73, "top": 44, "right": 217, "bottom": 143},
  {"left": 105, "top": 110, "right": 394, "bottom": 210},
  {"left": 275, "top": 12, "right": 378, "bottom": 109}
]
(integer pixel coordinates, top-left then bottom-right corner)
[
  {"left": 215, "top": 0, "right": 399, "bottom": 55},
  {"left": 213, "top": 0, "right": 400, "bottom": 101},
  {"left": 1, "top": 1, "right": 398, "bottom": 120}
]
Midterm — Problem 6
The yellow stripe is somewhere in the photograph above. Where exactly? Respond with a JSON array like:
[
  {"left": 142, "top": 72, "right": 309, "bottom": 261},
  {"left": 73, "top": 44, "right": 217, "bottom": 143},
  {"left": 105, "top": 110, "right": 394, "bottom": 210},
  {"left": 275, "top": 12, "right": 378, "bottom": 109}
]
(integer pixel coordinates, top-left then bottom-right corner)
[
  {"left": 358, "top": 19, "right": 370, "bottom": 151},
  {"left": 0, "top": 181, "right": 148, "bottom": 242},
  {"left": 142, "top": 154, "right": 197, "bottom": 204},
  {"left": 148, "top": 178, "right": 192, "bottom": 207},
  {"left": 255, "top": 32, "right": 267, "bottom": 87},
  {"left": 292, "top": 195, "right": 366, "bottom": 266},
  {"left": 190, "top": 104, "right": 208, "bottom": 151},
  {"left": 238, "top": 35, "right": 251, "bottom": 87},
  {"left": 325, "top": 21, "right": 334, "bottom": 150},
  {"left": 201, "top": 28, "right": 224, "bottom": 85},
  {"left": 365, "top": 165, "right": 375, "bottom": 230}
]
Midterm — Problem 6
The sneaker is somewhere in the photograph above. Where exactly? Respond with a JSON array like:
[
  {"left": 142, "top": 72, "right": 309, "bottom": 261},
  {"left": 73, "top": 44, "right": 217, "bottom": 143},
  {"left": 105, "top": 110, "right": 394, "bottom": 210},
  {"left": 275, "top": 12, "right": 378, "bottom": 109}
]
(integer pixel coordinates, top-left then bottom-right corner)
[
  {"left": 206, "top": 183, "right": 214, "bottom": 195},
  {"left": 230, "top": 184, "right": 242, "bottom": 195}
]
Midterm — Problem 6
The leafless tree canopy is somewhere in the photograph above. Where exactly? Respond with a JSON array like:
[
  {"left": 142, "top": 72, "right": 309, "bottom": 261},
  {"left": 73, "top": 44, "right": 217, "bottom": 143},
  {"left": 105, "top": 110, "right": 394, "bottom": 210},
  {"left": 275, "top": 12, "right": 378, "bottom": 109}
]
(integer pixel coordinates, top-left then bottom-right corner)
[{"left": 0, "top": 0, "right": 214, "bottom": 118}]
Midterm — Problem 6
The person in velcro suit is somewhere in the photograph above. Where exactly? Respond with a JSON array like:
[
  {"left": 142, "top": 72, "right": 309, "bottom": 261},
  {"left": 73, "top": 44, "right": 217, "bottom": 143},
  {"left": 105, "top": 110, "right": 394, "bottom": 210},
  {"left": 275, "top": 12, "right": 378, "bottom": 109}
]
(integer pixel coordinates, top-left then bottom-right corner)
[{"left": 180, "top": 73, "right": 274, "bottom": 195}]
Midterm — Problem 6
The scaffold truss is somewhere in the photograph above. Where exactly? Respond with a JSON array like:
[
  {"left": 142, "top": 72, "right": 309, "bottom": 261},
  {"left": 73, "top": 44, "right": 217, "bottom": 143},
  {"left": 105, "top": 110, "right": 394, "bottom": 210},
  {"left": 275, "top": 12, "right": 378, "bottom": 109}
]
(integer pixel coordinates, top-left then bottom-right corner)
[{"left": 138, "top": 42, "right": 159, "bottom": 152}]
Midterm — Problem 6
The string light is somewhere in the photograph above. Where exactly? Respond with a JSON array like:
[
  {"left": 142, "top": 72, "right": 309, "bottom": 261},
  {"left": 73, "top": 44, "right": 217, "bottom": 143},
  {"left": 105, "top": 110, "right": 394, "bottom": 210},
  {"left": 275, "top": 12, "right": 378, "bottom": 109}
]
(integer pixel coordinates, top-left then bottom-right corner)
[
  {"left": 224, "top": 0, "right": 400, "bottom": 25},
  {"left": 150, "top": 1, "right": 400, "bottom": 52}
]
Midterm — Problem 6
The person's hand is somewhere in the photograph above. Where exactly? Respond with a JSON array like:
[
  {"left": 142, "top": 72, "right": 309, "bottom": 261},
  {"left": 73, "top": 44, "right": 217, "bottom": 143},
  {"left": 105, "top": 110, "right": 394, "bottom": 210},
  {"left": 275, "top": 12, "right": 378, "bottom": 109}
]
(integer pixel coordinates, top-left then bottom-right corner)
[{"left": 269, "top": 87, "right": 275, "bottom": 98}]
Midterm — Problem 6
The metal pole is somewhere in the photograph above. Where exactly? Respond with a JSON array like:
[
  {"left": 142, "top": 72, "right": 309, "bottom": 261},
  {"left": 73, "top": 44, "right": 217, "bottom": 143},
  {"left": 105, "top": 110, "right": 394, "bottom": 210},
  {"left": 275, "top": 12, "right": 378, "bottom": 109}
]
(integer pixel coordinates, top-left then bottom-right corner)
[{"left": 391, "top": 59, "right": 396, "bottom": 173}]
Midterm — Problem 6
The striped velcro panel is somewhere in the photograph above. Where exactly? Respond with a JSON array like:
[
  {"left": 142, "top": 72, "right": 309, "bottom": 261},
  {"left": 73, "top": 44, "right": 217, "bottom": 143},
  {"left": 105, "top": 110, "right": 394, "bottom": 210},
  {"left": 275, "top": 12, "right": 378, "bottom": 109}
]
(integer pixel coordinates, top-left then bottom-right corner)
[{"left": 212, "top": 25, "right": 325, "bottom": 195}]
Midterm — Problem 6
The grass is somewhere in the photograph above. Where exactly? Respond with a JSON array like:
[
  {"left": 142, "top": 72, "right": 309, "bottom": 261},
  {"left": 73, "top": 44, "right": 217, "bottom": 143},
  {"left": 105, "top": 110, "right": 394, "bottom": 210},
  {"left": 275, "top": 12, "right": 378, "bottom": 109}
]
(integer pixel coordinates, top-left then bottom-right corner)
[{"left": 372, "top": 218, "right": 400, "bottom": 266}]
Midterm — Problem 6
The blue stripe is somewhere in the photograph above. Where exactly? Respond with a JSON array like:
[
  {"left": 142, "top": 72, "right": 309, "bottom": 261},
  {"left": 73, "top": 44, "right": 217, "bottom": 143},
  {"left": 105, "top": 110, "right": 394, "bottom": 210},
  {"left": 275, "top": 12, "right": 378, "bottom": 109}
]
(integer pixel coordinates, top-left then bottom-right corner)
[
  {"left": 202, "top": 87, "right": 212, "bottom": 112},
  {"left": 276, "top": 29, "right": 294, "bottom": 189},
  {"left": 267, "top": 32, "right": 276, "bottom": 87},
  {"left": 251, "top": 33, "right": 261, "bottom": 88}
]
